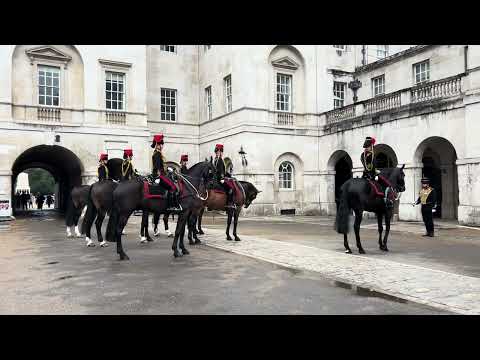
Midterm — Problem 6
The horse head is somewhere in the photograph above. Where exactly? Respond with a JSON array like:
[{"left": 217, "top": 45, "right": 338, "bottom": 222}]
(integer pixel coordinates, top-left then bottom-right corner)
[
  {"left": 241, "top": 181, "right": 261, "bottom": 208},
  {"left": 390, "top": 164, "right": 406, "bottom": 194}
]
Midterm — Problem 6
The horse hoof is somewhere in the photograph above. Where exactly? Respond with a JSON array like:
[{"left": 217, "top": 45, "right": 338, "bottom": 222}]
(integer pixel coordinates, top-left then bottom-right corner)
[
  {"left": 86, "top": 239, "right": 95, "bottom": 247},
  {"left": 119, "top": 254, "right": 130, "bottom": 261},
  {"left": 168, "top": 233, "right": 173, "bottom": 238},
  {"left": 359, "top": 249, "right": 366, "bottom": 254},
  {"left": 140, "top": 237, "right": 148, "bottom": 244},
  {"left": 381, "top": 246, "right": 389, "bottom": 252},
  {"left": 182, "top": 249, "right": 190, "bottom": 255},
  {"left": 147, "top": 237, "right": 154, "bottom": 242},
  {"left": 66, "top": 234, "right": 73, "bottom": 238},
  {"left": 99, "top": 241, "right": 108, "bottom": 247},
  {"left": 173, "top": 250, "right": 182, "bottom": 258},
  {"left": 345, "top": 249, "right": 352, "bottom": 254},
  {"left": 227, "top": 237, "right": 233, "bottom": 241},
  {"left": 154, "top": 231, "right": 160, "bottom": 237},
  {"left": 198, "top": 231, "right": 204, "bottom": 235},
  {"left": 189, "top": 240, "right": 195, "bottom": 245},
  {"left": 234, "top": 237, "right": 241, "bottom": 242},
  {"left": 195, "top": 240, "right": 202, "bottom": 245}
]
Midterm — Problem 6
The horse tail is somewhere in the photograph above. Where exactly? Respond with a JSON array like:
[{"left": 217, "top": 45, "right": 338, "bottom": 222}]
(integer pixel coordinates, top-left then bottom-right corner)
[
  {"left": 65, "top": 190, "right": 75, "bottom": 227},
  {"left": 81, "top": 185, "right": 96, "bottom": 235},
  {"left": 336, "top": 181, "right": 351, "bottom": 234},
  {"left": 106, "top": 205, "right": 119, "bottom": 242}
]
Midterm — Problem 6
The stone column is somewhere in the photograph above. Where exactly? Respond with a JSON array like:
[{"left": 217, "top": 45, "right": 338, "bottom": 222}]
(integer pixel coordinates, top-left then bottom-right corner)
[
  {"left": 0, "top": 171, "right": 13, "bottom": 219},
  {"left": 398, "top": 164, "right": 423, "bottom": 221},
  {"left": 81, "top": 172, "right": 97, "bottom": 186},
  {"left": 456, "top": 158, "right": 480, "bottom": 226},
  {"left": 318, "top": 170, "right": 335, "bottom": 216}
]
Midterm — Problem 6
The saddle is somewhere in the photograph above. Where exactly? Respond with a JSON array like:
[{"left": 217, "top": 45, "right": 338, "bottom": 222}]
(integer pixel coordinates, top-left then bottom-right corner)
[
  {"left": 143, "top": 181, "right": 167, "bottom": 199},
  {"left": 366, "top": 175, "right": 397, "bottom": 203},
  {"left": 212, "top": 178, "right": 242, "bottom": 201}
]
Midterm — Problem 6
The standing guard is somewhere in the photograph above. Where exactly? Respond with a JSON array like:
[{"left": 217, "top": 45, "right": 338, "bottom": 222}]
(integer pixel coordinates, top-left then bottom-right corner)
[
  {"left": 412, "top": 177, "right": 437, "bottom": 237},
  {"left": 180, "top": 154, "right": 189, "bottom": 174},
  {"left": 151, "top": 134, "right": 182, "bottom": 213},
  {"left": 360, "top": 136, "right": 380, "bottom": 180},
  {"left": 213, "top": 144, "right": 235, "bottom": 209},
  {"left": 121, "top": 148, "right": 136, "bottom": 181},
  {"left": 98, "top": 153, "right": 109, "bottom": 181}
]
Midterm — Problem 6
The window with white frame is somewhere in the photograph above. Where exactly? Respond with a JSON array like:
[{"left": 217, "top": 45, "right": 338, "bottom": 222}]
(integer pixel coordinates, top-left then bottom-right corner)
[
  {"left": 372, "top": 75, "right": 385, "bottom": 97},
  {"left": 376, "top": 45, "right": 388, "bottom": 58},
  {"left": 160, "top": 88, "right": 177, "bottom": 121},
  {"left": 160, "top": 45, "right": 176, "bottom": 53},
  {"left": 413, "top": 60, "right": 430, "bottom": 84},
  {"left": 333, "top": 81, "right": 346, "bottom": 108},
  {"left": 279, "top": 162, "right": 294, "bottom": 189},
  {"left": 105, "top": 71, "right": 125, "bottom": 111},
  {"left": 276, "top": 73, "right": 292, "bottom": 112},
  {"left": 205, "top": 86, "right": 212, "bottom": 120},
  {"left": 224, "top": 75, "right": 232, "bottom": 113},
  {"left": 38, "top": 65, "right": 60, "bottom": 107},
  {"left": 204, "top": 45, "right": 211, "bottom": 52},
  {"left": 333, "top": 45, "right": 346, "bottom": 51}
]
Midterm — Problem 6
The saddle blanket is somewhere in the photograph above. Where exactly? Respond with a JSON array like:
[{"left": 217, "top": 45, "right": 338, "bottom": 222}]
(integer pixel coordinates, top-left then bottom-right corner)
[{"left": 143, "top": 181, "right": 166, "bottom": 199}]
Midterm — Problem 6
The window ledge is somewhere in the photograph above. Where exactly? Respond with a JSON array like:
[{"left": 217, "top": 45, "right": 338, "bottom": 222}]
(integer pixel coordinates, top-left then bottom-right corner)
[{"left": 98, "top": 59, "right": 132, "bottom": 69}]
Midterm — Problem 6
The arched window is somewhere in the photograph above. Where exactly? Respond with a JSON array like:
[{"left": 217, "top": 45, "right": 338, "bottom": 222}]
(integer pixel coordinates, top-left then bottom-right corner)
[{"left": 279, "top": 161, "right": 294, "bottom": 189}]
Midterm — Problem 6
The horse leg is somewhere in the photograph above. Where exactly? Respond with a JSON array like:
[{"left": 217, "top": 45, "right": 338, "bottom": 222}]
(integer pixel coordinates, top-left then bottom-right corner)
[
  {"left": 188, "top": 213, "right": 195, "bottom": 245},
  {"left": 74, "top": 207, "right": 83, "bottom": 237},
  {"left": 354, "top": 209, "right": 365, "bottom": 254},
  {"left": 153, "top": 212, "right": 160, "bottom": 236},
  {"left": 145, "top": 212, "right": 154, "bottom": 242},
  {"left": 377, "top": 213, "right": 384, "bottom": 250},
  {"left": 193, "top": 215, "right": 201, "bottom": 244},
  {"left": 116, "top": 214, "right": 130, "bottom": 261},
  {"left": 140, "top": 211, "right": 149, "bottom": 243},
  {"left": 180, "top": 213, "right": 189, "bottom": 255},
  {"left": 171, "top": 213, "right": 183, "bottom": 257},
  {"left": 382, "top": 210, "right": 392, "bottom": 252},
  {"left": 197, "top": 208, "right": 205, "bottom": 235},
  {"left": 96, "top": 210, "right": 108, "bottom": 247},
  {"left": 164, "top": 213, "right": 173, "bottom": 237},
  {"left": 226, "top": 209, "right": 233, "bottom": 241},
  {"left": 233, "top": 208, "right": 241, "bottom": 241},
  {"left": 343, "top": 233, "right": 352, "bottom": 254}
]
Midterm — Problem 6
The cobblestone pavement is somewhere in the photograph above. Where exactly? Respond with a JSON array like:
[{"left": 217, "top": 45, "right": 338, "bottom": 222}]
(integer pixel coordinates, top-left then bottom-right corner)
[
  {"left": 0, "top": 212, "right": 447, "bottom": 314},
  {"left": 197, "top": 214, "right": 480, "bottom": 314}
]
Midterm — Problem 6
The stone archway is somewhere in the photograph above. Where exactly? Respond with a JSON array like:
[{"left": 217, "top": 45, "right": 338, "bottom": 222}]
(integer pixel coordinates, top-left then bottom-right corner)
[
  {"left": 374, "top": 144, "right": 398, "bottom": 169},
  {"left": 11, "top": 145, "right": 83, "bottom": 214},
  {"left": 414, "top": 137, "right": 458, "bottom": 220},
  {"left": 327, "top": 150, "right": 353, "bottom": 206}
]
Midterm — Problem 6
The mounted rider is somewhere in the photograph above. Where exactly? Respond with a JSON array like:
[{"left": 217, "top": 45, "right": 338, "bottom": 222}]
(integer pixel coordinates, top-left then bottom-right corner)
[
  {"left": 151, "top": 134, "right": 182, "bottom": 213},
  {"left": 180, "top": 154, "right": 189, "bottom": 174},
  {"left": 213, "top": 144, "right": 235, "bottom": 209},
  {"left": 360, "top": 136, "right": 394, "bottom": 207},
  {"left": 121, "top": 148, "right": 137, "bottom": 181},
  {"left": 98, "top": 153, "right": 109, "bottom": 181}
]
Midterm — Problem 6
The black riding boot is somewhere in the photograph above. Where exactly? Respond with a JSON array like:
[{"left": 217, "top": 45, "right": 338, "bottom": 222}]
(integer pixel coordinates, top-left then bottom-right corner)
[
  {"left": 225, "top": 189, "right": 236, "bottom": 209},
  {"left": 167, "top": 191, "right": 182, "bottom": 213}
]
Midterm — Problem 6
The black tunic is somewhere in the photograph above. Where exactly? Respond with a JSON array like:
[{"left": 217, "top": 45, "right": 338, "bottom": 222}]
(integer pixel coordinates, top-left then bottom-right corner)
[
  {"left": 152, "top": 150, "right": 166, "bottom": 176},
  {"left": 98, "top": 165, "right": 109, "bottom": 181},
  {"left": 214, "top": 157, "right": 226, "bottom": 182},
  {"left": 415, "top": 187, "right": 437, "bottom": 209},
  {"left": 180, "top": 164, "right": 188, "bottom": 174},
  {"left": 360, "top": 149, "right": 376, "bottom": 176}
]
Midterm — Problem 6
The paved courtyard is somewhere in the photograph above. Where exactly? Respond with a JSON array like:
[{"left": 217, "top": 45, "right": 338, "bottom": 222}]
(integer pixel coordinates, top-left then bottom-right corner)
[{"left": 0, "top": 211, "right": 450, "bottom": 315}]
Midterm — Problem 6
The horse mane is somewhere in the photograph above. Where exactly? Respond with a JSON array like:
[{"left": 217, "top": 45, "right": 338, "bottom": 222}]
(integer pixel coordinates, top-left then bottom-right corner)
[
  {"left": 239, "top": 180, "right": 259, "bottom": 194},
  {"left": 183, "top": 160, "right": 210, "bottom": 175}
]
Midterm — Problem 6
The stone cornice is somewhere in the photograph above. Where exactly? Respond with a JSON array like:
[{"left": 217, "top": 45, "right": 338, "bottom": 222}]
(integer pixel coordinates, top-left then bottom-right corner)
[
  {"left": 26, "top": 46, "right": 72, "bottom": 68},
  {"left": 98, "top": 59, "right": 133, "bottom": 68},
  {"left": 271, "top": 56, "right": 300, "bottom": 70}
]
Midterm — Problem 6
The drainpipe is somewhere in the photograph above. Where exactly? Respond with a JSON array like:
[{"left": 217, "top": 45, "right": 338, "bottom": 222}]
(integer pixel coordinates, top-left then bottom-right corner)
[
  {"left": 464, "top": 45, "right": 468, "bottom": 73},
  {"left": 315, "top": 45, "right": 320, "bottom": 210},
  {"left": 362, "top": 45, "right": 366, "bottom": 66}
]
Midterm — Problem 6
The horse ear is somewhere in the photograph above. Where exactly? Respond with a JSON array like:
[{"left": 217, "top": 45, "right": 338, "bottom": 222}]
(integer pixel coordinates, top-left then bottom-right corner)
[
  {"left": 401, "top": 164, "right": 405, "bottom": 169},
  {"left": 257, "top": 190, "right": 262, "bottom": 193}
]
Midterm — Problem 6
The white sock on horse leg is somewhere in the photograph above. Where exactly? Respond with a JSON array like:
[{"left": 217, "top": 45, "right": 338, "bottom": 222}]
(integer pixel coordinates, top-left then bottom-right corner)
[
  {"left": 66, "top": 227, "right": 72, "bottom": 237},
  {"left": 75, "top": 225, "right": 81, "bottom": 237},
  {"left": 140, "top": 236, "right": 147, "bottom": 243},
  {"left": 85, "top": 237, "right": 94, "bottom": 247}
]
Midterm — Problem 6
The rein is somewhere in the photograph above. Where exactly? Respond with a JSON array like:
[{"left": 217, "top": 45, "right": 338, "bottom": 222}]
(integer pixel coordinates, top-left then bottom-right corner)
[{"left": 177, "top": 173, "right": 209, "bottom": 201}]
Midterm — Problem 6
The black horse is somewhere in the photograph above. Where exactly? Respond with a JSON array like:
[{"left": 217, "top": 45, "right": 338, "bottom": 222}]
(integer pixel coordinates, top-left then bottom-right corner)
[
  {"left": 106, "top": 161, "right": 215, "bottom": 260},
  {"left": 65, "top": 158, "right": 123, "bottom": 239},
  {"left": 336, "top": 165, "right": 406, "bottom": 254}
]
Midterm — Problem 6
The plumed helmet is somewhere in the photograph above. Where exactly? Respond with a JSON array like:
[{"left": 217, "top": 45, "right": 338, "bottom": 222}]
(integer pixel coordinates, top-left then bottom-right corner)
[
  {"left": 123, "top": 149, "right": 133, "bottom": 159},
  {"left": 181, "top": 154, "right": 188, "bottom": 162},
  {"left": 151, "top": 134, "right": 164, "bottom": 148},
  {"left": 99, "top": 153, "right": 108, "bottom": 161},
  {"left": 363, "top": 136, "right": 376, "bottom": 148},
  {"left": 214, "top": 144, "right": 224, "bottom": 152}
]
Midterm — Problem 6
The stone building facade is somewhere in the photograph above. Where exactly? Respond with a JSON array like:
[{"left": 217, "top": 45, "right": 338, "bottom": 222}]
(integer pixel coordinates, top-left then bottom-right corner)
[{"left": 1, "top": 45, "right": 479, "bottom": 226}]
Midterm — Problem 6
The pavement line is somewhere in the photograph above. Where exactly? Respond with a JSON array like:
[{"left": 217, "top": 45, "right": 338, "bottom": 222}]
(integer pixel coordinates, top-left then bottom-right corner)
[
  {"left": 200, "top": 227, "right": 480, "bottom": 315},
  {"left": 457, "top": 225, "right": 480, "bottom": 231}
]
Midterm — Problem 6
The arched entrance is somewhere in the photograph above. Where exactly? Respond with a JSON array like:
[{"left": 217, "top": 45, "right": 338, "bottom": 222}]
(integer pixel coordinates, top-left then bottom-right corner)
[
  {"left": 12, "top": 145, "right": 83, "bottom": 214},
  {"left": 374, "top": 144, "right": 400, "bottom": 215},
  {"left": 327, "top": 150, "right": 353, "bottom": 206},
  {"left": 414, "top": 137, "right": 458, "bottom": 220}
]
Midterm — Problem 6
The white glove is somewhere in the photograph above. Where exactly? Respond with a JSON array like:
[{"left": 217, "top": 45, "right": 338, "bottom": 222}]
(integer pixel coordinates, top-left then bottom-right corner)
[
  {"left": 220, "top": 179, "right": 224, "bottom": 184},
  {"left": 167, "top": 167, "right": 173, "bottom": 173},
  {"left": 411, "top": 202, "right": 416, "bottom": 206},
  {"left": 154, "top": 179, "right": 160, "bottom": 184}
]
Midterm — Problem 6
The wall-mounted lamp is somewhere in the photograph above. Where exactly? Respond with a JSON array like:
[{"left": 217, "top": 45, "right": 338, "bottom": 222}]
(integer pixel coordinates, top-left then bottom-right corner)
[
  {"left": 239, "top": 146, "right": 248, "bottom": 167},
  {"left": 55, "top": 135, "right": 61, "bottom": 143},
  {"left": 348, "top": 79, "right": 362, "bottom": 103}
]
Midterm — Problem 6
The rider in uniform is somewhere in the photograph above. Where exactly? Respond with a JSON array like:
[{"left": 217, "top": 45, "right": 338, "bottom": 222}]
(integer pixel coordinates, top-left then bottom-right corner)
[
  {"left": 151, "top": 134, "right": 182, "bottom": 213},
  {"left": 121, "top": 148, "right": 136, "bottom": 181},
  {"left": 412, "top": 177, "right": 437, "bottom": 237},
  {"left": 180, "top": 154, "right": 189, "bottom": 174},
  {"left": 213, "top": 144, "right": 235, "bottom": 209},
  {"left": 360, "top": 136, "right": 380, "bottom": 181},
  {"left": 98, "top": 153, "right": 109, "bottom": 181}
]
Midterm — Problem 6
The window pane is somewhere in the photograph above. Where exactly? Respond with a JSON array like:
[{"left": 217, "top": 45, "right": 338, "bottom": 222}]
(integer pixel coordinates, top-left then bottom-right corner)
[
  {"left": 112, "top": 83, "right": 117, "bottom": 92},
  {"left": 46, "top": 97, "right": 52, "bottom": 106},
  {"left": 39, "top": 87, "right": 45, "bottom": 95},
  {"left": 53, "top": 97, "right": 59, "bottom": 106},
  {"left": 39, "top": 95, "right": 44, "bottom": 105},
  {"left": 118, "top": 101, "right": 123, "bottom": 110},
  {"left": 46, "top": 77, "right": 52, "bottom": 86},
  {"left": 53, "top": 87, "right": 59, "bottom": 97},
  {"left": 46, "top": 87, "right": 52, "bottom": 96},
  {"left": 106, "top": 92, "right": 111, "bottom": 100},
  {"left": 118, "top": 83, "right": 123, "bottom": 93},
  {"left": 39, "top": 76, "right": 45, "bottom": 86}
]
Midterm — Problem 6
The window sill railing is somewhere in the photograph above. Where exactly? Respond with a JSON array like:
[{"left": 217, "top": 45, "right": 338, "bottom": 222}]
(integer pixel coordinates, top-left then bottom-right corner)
[
  {"left": 276, "top": 111, "right": 295, "bottom": 126},
  {"left": 105, "top": 110, "right": 126, "bottom": 125},
  {"left": 37, "top": 107, "right": 61, "bottom": 122},
  {"left": 325, "top": 73, "right": 464, "bottom": 125}
]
